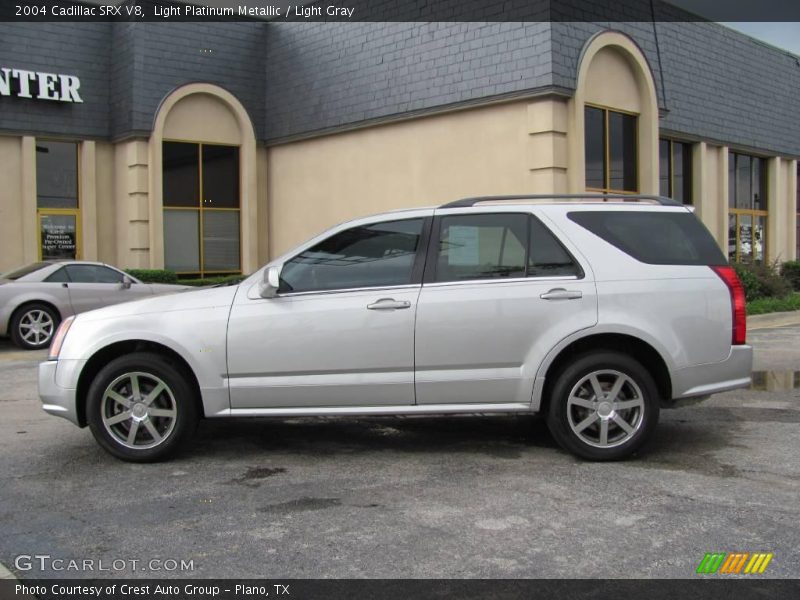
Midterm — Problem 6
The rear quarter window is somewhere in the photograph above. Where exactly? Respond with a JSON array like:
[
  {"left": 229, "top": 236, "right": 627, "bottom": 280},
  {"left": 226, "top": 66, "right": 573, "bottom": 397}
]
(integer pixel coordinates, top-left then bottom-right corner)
[{"left": 567, "top": 211, "right": 727, "bottom": 266}]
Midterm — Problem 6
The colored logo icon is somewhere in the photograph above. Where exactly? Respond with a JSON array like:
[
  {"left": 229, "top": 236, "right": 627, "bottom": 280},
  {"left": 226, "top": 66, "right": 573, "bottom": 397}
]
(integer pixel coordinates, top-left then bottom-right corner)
[{"left": 696, "top": 552, "right": 773, "bottom": 574}]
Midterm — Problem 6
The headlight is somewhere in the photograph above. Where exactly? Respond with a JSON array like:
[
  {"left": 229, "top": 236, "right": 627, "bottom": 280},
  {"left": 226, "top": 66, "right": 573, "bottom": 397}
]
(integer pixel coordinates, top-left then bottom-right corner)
[{"left": 48, "top": 316, "right": 75, "bottom": 360}]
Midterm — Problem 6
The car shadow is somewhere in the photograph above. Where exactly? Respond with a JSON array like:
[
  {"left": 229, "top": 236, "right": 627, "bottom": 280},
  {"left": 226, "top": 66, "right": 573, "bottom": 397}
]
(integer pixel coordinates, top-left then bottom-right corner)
[{"left": 191, "top": 413, "right": 561, "bottom": 461}]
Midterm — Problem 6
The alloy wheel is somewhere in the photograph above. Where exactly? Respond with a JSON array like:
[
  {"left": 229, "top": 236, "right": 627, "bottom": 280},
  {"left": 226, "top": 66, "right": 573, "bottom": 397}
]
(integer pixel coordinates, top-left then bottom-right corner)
[
  {"left": 100, "top": 372, "right": 178, "bottom": 449},
  {"left": 566, "top": 369, "right": 645, "bottom": 448},
  {"left": 18, "top": 309, "right": 55, "bottom": 346}
]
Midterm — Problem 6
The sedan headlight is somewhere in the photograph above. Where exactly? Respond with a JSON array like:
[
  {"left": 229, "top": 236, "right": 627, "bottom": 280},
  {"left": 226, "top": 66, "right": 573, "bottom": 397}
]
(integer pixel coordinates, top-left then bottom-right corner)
[{"left": 48, "top": 316, "right": 75, "bottom": 360}]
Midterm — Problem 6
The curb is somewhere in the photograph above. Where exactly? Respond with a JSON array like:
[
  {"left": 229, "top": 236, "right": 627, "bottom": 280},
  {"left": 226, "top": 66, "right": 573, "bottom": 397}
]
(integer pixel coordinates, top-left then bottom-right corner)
[
  {"left": 0, "top": 348, "right": 48, "bottom": 362},
  {"left": 748, "top": 310, "right": 800, "bottom": 331},
  {"left": 0, "top": 561, "right": 18, "bottom": 580},
  {"left": 0, "top": 562, "right": 37, "bottom": 600}
]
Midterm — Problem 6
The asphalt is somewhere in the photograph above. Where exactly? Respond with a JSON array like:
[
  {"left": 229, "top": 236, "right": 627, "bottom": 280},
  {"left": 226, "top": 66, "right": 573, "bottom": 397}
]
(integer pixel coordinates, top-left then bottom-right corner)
[{"left": 0, "top": 328, "right": 798, "bottom": 579}]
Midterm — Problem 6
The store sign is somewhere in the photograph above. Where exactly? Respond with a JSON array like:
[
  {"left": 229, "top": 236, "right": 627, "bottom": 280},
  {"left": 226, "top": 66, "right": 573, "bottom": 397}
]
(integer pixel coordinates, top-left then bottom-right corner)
[
  {"left": 0, "top": 67, "right": 83, "bottom": 103},
  {"left": 41, "top": 215, "right": 77, "bottom": 260}
]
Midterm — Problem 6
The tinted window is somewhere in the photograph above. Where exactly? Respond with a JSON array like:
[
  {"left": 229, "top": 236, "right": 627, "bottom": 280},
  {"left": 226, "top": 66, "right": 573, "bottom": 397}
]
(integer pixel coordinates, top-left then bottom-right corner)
[
  {"left": 585, "top": 107, "right": 637, "bottom": 192},
  {"left": 280, "top": 219, "right": 423, "bottom": 293},
  {"left": 44, "top": 267, "right": 70, "bottom": 283},
  {"left": 568, "top": 211, "right": 727, "bottom": 266},
  {"left": 36, "top": 141, "right": 78, "bottom": 209},
  {"left": 432, "top": 214, "right": 581, "bottom": 282},
  {"left": 65, "top": 264, "right": 125, "bottom": 283},
  {"left": 608, "top": 112, "right": 637, "bottom": 191},
  {"left": 528, "top": 218, "right": 581, "bottom": 277},
  {"left": 202, "top": 145, "right": 239, "bottom": 208},
  {"left": 659, "top": 139, "right": 693, "bottom": 205},
  {"left": 163, "top": 142, "right": 199, "bottom": 208},
  {"left": 1, "top": 262, "right": 51, "bottom": 280},
  {"left": 658, "top": 139, "right": 670, "bottom": 197},
  {"left": 434, "top": 214, "right": 527, "bottom": 282},
  {"left": 585, "top": 107, "right": 605, "bottom": 189}
]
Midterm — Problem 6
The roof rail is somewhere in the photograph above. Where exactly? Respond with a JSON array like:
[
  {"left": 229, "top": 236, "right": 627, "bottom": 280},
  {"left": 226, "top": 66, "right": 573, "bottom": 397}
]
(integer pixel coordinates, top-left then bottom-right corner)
[{"left": 439, "top": 193, "right": 682, "bottom": 209}]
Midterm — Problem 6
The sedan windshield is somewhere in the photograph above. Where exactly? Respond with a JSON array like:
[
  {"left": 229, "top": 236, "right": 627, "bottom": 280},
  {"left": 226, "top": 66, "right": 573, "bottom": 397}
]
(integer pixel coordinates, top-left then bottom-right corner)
[{"left": 0, "top": 262, "right": 52, "bottom": 280}]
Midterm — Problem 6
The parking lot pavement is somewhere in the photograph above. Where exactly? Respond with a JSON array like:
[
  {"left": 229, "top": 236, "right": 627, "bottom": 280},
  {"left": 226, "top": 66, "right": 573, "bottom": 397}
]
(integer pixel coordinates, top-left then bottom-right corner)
[{"left": 0, "top": 329, "right": 798, "bottom": 580}]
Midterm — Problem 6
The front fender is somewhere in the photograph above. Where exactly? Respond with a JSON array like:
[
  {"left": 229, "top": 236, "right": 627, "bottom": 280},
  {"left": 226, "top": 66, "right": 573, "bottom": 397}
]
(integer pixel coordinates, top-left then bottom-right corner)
[{"left": 57, "top": 306, "right": 232, "bottom": 417}]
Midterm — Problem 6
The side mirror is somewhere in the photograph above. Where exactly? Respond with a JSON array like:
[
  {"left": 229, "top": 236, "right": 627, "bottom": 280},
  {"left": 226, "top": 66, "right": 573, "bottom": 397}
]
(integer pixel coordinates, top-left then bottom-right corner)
[
  {"left": 259, "top": 265, "right": 281, "bottom": 298},
  {"left": 121, "top": 275, "right": 133, "bottom": 290}
]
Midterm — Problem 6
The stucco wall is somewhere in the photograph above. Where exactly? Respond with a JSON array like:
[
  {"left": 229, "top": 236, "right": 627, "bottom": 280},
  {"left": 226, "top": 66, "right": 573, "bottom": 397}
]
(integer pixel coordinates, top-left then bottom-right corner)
[{"left": 266, "top": 99, "right": 551, "bottom": 257}]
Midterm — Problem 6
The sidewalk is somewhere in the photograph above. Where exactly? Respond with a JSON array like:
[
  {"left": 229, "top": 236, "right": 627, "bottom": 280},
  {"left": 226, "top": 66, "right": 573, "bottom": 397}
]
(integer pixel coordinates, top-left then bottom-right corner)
[{"left": 748, "top": 310, "right": 800, "bottom": 331}]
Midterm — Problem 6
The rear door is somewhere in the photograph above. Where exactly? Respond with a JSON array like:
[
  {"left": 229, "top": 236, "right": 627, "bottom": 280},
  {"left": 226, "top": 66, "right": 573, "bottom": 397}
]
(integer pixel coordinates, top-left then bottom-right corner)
[{"left": 414, "top": 210, "right": 598, "bottom": 405}]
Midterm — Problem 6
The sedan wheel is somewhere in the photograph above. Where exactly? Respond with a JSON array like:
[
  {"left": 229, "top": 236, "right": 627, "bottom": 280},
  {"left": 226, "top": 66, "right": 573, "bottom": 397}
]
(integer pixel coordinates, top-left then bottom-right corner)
[
  {"left": 546, "top": 351, "right": 659, "bottom": 461},
  {"left": 87, "top": 352, "right": 199, "bottom": 462},
  {"left": 10, "top": 304, "right": 59, "bottom": 350}
]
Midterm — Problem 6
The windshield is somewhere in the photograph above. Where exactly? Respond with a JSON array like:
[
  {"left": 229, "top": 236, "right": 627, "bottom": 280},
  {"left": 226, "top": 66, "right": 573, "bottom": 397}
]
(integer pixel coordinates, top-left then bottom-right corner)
[{"left": 0, "top": 262, "right": 52, "bottom": 280}]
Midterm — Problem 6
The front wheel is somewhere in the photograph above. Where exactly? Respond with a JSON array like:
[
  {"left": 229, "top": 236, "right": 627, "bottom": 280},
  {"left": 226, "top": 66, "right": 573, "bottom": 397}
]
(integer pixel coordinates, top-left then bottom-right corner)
[
  {"left": 546, "top": 351, "right": 660, "bottom": 461},
  {"left": 86, "top": 352, "right": 199, "bottom": 462}
]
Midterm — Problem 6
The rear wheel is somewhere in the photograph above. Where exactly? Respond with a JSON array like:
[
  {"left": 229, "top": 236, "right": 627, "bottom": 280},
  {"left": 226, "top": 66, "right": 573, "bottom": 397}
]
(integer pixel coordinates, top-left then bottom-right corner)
[
  {"left": 10, "top": 303, "right": 60, "bottom": 350},
  {"left": 86, "top": 352, "right": 198, "bottom": 462},
  {"left": 546, "top": 351, "right": 660, "bottom": 460}
]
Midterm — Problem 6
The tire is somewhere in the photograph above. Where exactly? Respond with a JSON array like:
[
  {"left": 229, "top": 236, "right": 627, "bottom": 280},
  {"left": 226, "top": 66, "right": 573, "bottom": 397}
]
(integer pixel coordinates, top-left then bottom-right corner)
[
  {"left": 86, "top": 352, "right": 199, "bottom": 462},
  {"left": 545, "top": 351, "right": 660, "bottom": 461},
  {"left": 10, "top": 303, "right": 60, "bottom": 350}
]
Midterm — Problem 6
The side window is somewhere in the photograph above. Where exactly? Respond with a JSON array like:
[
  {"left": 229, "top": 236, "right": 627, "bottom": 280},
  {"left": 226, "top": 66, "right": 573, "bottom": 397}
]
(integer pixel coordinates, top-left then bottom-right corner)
[
  {"left": 528, "top": 217, "right": 582, "bottom": 277},
  {"left": 434, "top": 214, "right": 528, "bottom": 282},
  {"left": 65, "top": 264, "right": 125, "bottom": 283},
  {"left": 44, "top": 267, "right": 70, "bottom": 283},
  {"left": 568, "top": 211, "right": 727, "bottom": 266},
  {"left": 432, "top": 213, "right": 582, "bottom": 283},
  {"left": 280, "top": 218, "right": 424, "bottom": 293}
]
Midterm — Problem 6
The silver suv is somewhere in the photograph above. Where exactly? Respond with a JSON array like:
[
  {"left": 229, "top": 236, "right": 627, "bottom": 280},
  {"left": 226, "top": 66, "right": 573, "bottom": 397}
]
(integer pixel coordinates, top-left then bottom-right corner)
[{"left": 39, "top": 195, "right": 752, "bottom": 462}]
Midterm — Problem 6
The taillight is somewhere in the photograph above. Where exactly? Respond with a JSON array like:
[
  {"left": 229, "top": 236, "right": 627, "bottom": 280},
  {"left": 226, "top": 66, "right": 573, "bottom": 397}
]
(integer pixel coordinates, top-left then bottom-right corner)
[
  {"left": 711, "top": 266, "right": 746, "bottom": 345},
  {"left": 48, "top": 316, "right": 75, "bottom": 360}
]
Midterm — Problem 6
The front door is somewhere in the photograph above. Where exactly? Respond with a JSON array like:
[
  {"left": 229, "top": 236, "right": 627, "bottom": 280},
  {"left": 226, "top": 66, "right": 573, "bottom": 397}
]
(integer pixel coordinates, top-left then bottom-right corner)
[
  {"left": 414, "top": 211, "right": 598, "bottom": 405},
  {"left": 227, "top": 216, "right": 429, "bottom": 409},
  {"left": 60, "top": 263, "right": 151, "bottom": 313}
]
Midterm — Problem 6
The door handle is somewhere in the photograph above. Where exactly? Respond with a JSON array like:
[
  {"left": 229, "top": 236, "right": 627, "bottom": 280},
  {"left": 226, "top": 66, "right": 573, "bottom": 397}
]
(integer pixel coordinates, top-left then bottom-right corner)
[
  {"left": 540, "top": 288, "right": 583, "bottom": 300},
  {"left": 367, "top": 298, "right": 411, "bottom": 310}
]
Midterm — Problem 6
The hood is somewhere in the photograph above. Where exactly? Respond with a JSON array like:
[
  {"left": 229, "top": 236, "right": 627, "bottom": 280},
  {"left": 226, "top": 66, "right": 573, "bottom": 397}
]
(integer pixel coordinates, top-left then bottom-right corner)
[
  {"left": 149, "top": 283, "right": 195, "bottom": 294},
  {"left": 77, "top": 284, "right": 240, "bottom": 323}
]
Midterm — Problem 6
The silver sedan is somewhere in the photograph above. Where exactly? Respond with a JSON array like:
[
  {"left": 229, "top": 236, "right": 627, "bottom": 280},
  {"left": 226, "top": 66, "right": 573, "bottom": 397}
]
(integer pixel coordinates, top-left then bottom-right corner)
[{"left": 0, "top": 261, "right": 189, "bottom": 350}]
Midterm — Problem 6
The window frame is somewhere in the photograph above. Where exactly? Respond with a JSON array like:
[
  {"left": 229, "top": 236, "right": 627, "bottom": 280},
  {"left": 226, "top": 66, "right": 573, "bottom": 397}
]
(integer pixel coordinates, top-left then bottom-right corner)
[
  {"left": 162, "top": 139, "right": 242, "bottom": 278},
  {"left": 659, "top": 138, "right": 693, "bottom": 205},
  {"left": 276, "top": 217, "right": 433, "bottom": 297},
  {"left": 584, "top": 104, "right": 639, "bottom": 195},
  {"left": 422, "top": 212, "right": 583, "bottom": 285},
  {"left": 63, "top": 263, "right": 127, "bottom": 284},
  {"left": 36, "top": 139, "right": 81, "bottom": 261},
  {"left": 728, "top": 151, "right": 769, "bottom": 264},
  {"left": 43, "top": 266, "right": 71, "bottom": 283}
]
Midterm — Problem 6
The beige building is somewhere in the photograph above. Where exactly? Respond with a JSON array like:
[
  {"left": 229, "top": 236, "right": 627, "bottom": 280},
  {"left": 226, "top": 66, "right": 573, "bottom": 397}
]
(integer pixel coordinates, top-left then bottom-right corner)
[{"left": 1, "top": 24, "right": 798, "bottom": 277}]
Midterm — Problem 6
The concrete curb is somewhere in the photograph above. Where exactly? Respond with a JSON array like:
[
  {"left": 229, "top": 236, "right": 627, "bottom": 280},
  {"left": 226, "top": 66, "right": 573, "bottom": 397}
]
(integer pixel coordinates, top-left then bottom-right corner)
[
  {"left": 748, "top": 310, "right": 800, "bottom": 331},
  {"left": 0, "top": 561, "right": 18, "bottom": 580},
  {"left": 0, "top": 562, "right": 37, "bottom": 600}
]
